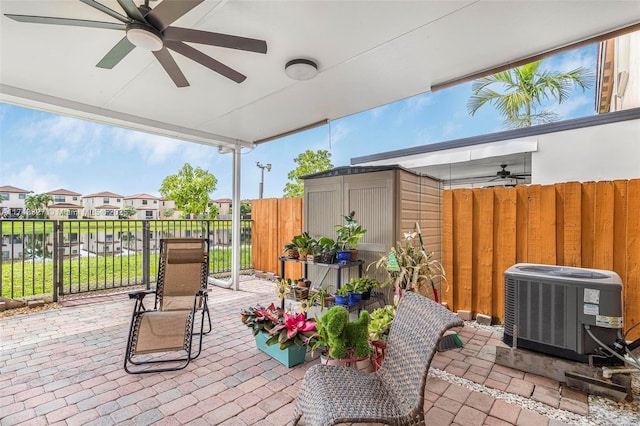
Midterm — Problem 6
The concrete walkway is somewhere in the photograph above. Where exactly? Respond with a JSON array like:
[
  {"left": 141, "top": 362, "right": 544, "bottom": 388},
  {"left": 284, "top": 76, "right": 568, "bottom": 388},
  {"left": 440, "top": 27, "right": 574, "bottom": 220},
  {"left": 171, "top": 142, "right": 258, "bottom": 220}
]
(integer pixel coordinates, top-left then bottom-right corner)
[{"left": 0, "top": 279, "right": 616, "bottom": 425}]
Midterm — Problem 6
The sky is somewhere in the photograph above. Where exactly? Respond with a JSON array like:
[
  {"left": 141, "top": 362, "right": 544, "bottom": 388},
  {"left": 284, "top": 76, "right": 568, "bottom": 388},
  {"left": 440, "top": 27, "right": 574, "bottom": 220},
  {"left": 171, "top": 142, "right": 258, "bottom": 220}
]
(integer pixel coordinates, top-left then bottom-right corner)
[{"left": 0, "top": 45, "right": 598, "bottom": 201}]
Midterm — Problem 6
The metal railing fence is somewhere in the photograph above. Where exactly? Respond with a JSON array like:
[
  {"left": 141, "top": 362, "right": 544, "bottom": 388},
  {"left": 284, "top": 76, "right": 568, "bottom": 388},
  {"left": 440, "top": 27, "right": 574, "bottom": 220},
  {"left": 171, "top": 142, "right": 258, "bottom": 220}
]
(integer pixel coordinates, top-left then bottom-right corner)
[{"left": 1, "top": 219, "right": 252, "bottom": 301}]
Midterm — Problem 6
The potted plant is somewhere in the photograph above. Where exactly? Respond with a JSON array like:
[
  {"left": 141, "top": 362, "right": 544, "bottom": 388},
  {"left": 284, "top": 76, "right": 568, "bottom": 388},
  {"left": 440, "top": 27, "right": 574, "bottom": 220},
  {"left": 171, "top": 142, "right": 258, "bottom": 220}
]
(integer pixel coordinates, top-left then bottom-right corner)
[
  {"left": 240, "top": 300, "right": 316, "bottom": 368},
  {"left": 309, "top": 285, "right": 333, "bottom": 308},
  {"left": 348, "top": 276, "right": 378, "bottom": 300},
  {"left": 344, "top": 281, "right": 362, "bottom": 305},
  {"left": 319, "top": 306, "right": 372, "bottom": 371},
  {"left": 368, "top": 305, "right": 395, "bottom": 342},
  {"left": 368, "top": 305, "right": 395, "bottom": 370},
  {"left": 282, "top": 232, "right": 315, "bottom": 260},
  {"left": 316, "top": 237, "right": 338, "bottom": 264},
  {"left": 334, "top": 286, "right": 349, "bottom": 306},
  {"left": 335, "top": 211, "right": 367, "bottom": 262},
  {"left": 369, "top": 236, "right": 444, "bottom": 301}
]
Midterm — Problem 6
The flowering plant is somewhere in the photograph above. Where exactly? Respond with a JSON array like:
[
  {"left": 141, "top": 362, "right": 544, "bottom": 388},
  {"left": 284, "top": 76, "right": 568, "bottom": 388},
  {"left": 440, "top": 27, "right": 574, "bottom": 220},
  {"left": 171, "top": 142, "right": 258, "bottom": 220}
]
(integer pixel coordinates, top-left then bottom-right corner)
[
  {"left": 241, "top": 303, "right": 316, "bottom": 349},
  {"left": 267, "top": 312, "right": 316, "bottom": 349},
  {"left": 240, "top": 303, "right": 282, "bottom": 335}
]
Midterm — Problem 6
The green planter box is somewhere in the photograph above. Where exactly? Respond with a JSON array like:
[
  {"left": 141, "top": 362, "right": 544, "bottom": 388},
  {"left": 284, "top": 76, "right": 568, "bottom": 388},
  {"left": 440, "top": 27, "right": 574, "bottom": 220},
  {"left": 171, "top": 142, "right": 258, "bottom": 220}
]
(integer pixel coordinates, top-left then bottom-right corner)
[{"left": 254, "top": 332, "right": 307, "bottom": 368}]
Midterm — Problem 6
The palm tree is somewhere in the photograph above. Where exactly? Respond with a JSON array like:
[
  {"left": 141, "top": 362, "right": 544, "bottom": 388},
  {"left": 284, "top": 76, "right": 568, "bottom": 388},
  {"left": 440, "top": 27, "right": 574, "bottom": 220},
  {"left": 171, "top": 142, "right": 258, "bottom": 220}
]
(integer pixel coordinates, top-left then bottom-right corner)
[
  {"left": 25, "top": 193, "right": 54, "bottom": 218},
  {"left": 467, "top": 60, "right": 593, "bottom": 129}
]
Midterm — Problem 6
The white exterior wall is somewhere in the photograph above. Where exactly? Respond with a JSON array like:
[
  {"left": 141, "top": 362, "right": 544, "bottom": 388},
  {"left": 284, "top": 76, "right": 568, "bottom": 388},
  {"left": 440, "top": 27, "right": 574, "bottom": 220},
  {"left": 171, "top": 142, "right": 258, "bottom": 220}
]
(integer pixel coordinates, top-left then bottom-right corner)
[
  {"left": 125, "top": 199, "right": 159, "bottom": 220},
  {"left": 1, "top": 235, "right": 24, "bottom": 260},
  {"left": 532, "top": 119, "right": 640, "bottom": 185},
  {"left": 0, "top": 191, "right": 28, "bottom": 216},
  {"left": 82, "top": 196, "right": 123, "bottom": 219}
]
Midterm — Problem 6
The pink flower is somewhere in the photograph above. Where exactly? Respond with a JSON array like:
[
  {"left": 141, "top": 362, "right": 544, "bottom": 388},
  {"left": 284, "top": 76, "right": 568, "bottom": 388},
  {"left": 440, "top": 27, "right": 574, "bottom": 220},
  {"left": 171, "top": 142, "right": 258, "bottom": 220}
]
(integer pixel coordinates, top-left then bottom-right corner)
[{"left": 283, "top": 313, "right": 316, "bottom": 339}]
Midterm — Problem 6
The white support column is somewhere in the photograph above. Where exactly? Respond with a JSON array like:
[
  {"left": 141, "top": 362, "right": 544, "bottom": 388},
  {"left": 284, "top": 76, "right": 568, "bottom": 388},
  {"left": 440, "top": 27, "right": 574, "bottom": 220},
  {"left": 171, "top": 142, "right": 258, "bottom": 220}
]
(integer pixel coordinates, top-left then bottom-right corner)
[{"left": 231, "top": 143, "right": 241, "bottom": 291}]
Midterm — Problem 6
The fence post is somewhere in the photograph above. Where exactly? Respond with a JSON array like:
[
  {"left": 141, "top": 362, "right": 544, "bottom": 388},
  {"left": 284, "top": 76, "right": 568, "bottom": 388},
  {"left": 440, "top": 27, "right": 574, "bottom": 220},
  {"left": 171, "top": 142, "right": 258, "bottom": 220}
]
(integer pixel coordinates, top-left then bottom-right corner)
[
  {"left": 55, "top": 221, "right": 64, "bottom": 302},
  {"left": 142, "top": 221, "right": 150, "bottom": 289}
]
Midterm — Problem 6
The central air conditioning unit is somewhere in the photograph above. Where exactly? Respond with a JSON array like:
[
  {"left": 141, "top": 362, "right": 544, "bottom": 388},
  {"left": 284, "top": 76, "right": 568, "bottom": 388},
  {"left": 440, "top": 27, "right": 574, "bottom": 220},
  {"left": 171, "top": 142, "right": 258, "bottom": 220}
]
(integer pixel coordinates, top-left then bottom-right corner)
[{"left": 504, "top": 263, "right": 623, "bottom": 364}]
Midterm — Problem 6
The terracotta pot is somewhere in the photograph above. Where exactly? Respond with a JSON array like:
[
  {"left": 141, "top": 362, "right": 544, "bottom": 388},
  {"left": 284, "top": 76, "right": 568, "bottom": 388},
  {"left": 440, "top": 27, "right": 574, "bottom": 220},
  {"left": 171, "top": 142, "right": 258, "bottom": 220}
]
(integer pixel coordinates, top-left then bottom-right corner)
[{"left": 349, "top": 249, "right": 358, "bottom": 262}]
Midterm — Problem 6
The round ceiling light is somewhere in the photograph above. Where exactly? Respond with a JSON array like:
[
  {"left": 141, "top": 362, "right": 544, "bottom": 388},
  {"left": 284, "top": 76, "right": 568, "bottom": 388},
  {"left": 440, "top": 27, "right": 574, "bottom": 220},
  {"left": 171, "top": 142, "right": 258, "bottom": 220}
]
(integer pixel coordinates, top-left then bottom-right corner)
[
  {"left": 126, "top": 23, "right": 163, "bottom": 51},
  {"left": 285, "top": 59, "right": 318, "bottom": 81}
]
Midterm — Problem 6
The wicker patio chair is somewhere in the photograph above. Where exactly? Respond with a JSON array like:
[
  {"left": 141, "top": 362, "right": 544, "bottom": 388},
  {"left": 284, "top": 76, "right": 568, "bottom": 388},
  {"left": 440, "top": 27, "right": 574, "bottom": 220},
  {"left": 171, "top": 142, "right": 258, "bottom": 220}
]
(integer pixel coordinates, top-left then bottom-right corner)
[
  {"left": 124, "top": 238, "right": 210, "bottom": 374},
  {"left": 292, "top": 291, "right": 463, "bottom": 425}
]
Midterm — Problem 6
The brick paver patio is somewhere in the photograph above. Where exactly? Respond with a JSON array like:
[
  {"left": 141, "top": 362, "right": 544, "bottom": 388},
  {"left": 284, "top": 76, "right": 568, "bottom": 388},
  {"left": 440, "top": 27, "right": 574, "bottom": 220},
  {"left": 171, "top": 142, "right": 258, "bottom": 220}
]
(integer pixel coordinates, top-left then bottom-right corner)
[{"left": 0, "top": 278, "right": 626, "bottom": 425}]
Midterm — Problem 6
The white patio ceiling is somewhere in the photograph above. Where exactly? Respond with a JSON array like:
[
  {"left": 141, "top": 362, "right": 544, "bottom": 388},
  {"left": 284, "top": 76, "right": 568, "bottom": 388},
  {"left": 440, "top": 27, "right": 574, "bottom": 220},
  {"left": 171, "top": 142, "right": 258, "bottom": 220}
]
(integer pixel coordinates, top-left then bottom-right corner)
[{"left": 2, "top": 0, "right": 639, "bottom": 150}]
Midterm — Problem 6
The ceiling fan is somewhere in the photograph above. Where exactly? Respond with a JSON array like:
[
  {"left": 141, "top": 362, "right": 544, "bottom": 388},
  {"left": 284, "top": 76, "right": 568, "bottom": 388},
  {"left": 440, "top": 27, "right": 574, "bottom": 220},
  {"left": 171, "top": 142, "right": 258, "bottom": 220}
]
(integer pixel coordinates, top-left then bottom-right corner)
[
  {"left": 4, "top": 0, "right": 268, "bottom": 87},
  {"left": 490, "top": 164, "right": 530, "bottom": 181}
]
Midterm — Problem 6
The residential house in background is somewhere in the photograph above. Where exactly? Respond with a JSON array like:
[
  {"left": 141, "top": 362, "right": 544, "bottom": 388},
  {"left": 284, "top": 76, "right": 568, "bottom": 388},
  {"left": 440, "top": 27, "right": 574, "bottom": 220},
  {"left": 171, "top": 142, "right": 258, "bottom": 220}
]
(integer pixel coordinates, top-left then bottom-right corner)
[
  {"left": 82, "top": 229, "right": 122, "bottom": 256},
  {"left": 2, "top": 234, "right": 24, "bottom": 260},
  {"left": 596, "top": 31, "right": 640, "bottom": 113},
  {"left": 211, "top": 198, "right": 232, "bottom": 219},
  {"left": 124, "top": 193, "right": 161, "bottom": 220},
  {"left": 0, "top": 185, "right": 32, "bottom": 218},
  {"left": 159, "top": 198, "right": 180, "bottom": 219},
  {"left": 82, "top": 191, "right": 123, "bottom": 220},
  {"left": 47, "top": 188, "right": 82, "bottom": 220}
]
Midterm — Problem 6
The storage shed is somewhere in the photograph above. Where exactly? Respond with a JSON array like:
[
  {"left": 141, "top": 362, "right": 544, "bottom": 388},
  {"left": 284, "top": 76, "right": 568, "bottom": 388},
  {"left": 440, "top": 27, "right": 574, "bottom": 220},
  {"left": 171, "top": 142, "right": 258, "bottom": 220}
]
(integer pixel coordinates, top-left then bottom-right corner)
[{"left": 301, "top": 165, "right": 442, "bottom": 294}]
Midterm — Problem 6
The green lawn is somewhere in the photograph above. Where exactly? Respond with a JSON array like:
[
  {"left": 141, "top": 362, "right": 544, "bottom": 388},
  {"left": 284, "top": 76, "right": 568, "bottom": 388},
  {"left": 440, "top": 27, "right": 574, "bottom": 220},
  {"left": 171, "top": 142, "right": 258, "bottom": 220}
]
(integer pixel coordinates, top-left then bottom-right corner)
[{"left": 1, "top": 247, "right": 252, "bottom": 299}]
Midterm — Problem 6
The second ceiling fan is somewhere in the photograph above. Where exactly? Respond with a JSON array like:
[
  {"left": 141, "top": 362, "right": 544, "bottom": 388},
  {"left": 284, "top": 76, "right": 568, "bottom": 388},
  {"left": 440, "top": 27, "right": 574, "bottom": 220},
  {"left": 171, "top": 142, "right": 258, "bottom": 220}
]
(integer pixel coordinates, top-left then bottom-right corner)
[
  {"left": 5, "top": 0, "right": 268, "bottom": 87},
  {"left": 490, "top": 164, "right": 530, "bottom": 181}
]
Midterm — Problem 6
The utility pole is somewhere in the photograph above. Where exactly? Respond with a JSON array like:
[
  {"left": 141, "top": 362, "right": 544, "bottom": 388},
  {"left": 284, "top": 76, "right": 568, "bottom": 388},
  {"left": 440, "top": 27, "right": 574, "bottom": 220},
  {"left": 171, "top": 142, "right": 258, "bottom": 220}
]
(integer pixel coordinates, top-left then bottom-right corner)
[{"left": 256, "top": 162, "right": 272, "bottom": 199}]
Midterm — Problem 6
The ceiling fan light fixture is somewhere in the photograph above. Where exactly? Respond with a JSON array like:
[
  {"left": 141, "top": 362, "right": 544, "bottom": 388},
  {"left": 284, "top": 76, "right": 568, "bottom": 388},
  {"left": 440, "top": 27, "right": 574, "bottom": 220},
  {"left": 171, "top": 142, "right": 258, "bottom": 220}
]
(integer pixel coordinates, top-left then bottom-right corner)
[
  {"left": 285, "top": 59, "right": 318, "bottom": 81},
  {"left": 126, "top": 23, "right": 163, "bottom": 51}
]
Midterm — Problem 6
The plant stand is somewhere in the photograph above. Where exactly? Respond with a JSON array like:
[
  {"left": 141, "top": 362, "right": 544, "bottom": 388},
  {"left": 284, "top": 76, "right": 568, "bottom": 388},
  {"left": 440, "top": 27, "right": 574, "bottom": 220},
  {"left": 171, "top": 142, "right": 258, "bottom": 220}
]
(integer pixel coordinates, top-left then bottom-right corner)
[
  {"left": 321, "top": 348, "right": 374, "bottom": 372},
  {"left": 371, "top": 340, "right": 386, "bottom": 371}
]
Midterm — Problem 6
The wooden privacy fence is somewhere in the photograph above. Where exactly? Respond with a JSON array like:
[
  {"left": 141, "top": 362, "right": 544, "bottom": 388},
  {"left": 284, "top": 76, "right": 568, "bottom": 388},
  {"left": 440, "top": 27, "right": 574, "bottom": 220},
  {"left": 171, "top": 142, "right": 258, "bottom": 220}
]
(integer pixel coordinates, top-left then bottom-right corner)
[
  {"left": 252, "top": 180, "right": 640, "bottom": 337},
  {"left": 252, "top": 197, "right": 303, "bottom": 280},
  {"left": 441, "top": 179, "right": 640, "bottom": 338}
]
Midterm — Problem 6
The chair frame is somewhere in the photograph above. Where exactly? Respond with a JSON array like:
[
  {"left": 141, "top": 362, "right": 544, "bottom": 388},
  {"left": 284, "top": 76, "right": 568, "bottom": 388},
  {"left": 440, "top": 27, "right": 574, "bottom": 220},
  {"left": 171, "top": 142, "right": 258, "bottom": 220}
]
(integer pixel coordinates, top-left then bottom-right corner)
[
  {"left": 124, "top": 238, "right": 211, "bottom": 374},
  {"left": 292, "top": 291, "right": 464, "bottom": 426}
]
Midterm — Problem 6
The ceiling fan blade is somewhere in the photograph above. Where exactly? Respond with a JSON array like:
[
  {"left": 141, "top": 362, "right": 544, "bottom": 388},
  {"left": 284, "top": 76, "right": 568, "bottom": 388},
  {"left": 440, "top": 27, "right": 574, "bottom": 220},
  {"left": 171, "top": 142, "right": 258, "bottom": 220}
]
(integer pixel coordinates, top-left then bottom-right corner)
[
  {"left": 4, "top": 14, "right": 125, "bottom": 30},
  {"left": 153, "top": 47, "right": 189, "bottom": 87},
  {"left": 80, "top": 0, "right": 130, "bottom": 24},
  {"left": 116, "top": 0, "right": 147, "bottom": 23},
  {"left": 164, "top": 27, "right": 267, "bottom": 54},
  {"left": 146, "top": 0, "right": 203, "bottom": 32},
  {"left": 96, "top": 37, "right": 135, "bottom": 69},
  {"left": 165, "top": 40, "right": 246, "bottom": 83}
]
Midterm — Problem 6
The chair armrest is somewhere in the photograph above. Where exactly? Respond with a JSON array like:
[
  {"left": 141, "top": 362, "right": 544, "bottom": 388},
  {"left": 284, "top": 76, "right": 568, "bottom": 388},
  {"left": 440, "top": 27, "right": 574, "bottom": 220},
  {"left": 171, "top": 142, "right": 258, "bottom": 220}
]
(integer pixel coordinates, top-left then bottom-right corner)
[{"left": 128, "top": 289, "right": 156, "bottom": 300}]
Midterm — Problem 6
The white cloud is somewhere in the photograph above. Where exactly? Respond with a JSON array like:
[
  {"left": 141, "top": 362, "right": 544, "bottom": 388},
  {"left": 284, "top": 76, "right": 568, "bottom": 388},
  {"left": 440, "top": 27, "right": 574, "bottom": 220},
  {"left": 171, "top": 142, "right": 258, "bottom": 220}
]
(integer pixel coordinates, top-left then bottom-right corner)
[
  {"left": 5, "top": 164, "right": 63, "bottom": 193},
  {"left": 111, "top": 128, "right": 184, "bottom": 165},
  {"left": 368, "top": 104, "right": 391, "bottom": 119},
  {"left": 405, "top": 93, "right": 433, "bottom": 113},
  {"left": 15, "top": 115, "right": 105, "bottom": 163},
  {"left": 549, "top": 94, "right": 592, "bottom": 119},
  {"left": 54, "top": 148, "right": 69, "bottom": 162},
  {"left": 550, "top": 49, "right": 593, "bottom": 73},
  {"left": 329, "top": 121, "right": 351, "bottom": 146}
]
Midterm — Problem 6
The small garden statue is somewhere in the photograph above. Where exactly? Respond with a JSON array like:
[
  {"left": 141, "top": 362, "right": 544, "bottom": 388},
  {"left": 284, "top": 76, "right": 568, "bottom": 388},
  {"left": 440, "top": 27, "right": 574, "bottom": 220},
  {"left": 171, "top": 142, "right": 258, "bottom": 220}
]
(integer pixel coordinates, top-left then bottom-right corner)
[{"left": 321, "top": 305, "right": 370, "bottom": 359}]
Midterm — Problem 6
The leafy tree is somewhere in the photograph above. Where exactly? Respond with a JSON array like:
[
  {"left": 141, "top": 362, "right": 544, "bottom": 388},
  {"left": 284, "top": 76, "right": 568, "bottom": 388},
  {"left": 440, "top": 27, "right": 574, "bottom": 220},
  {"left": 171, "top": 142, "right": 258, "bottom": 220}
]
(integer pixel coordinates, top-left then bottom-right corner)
[
  {"left": 283, "top": 150, "right": 333, "bottom": 197},
  {"left": 467, "top": 60, "right": 593, "bottom": 129},
  {"left": 207, "top": 204, "right": 220, "bottom": 219},
  {"left": 161, "top": 208, "right": 175, "bottom": 218},
  {"left": 240, "top": 202, "right": 251, "bottom": 215},
  {"left": 159, "top": 164, "right": 217, "bottom": 217},
  {"left": 228, "top": 202, "right": 251, "bottom": 216},
  {"left": 25, "top": 193, "right": 54, "bottom": 218},
  {"left": 119, "top": 204, "right": 138, "bottom": 219},
  {"left": 23, "top": 233, "right": 50, "bottom": 258}
]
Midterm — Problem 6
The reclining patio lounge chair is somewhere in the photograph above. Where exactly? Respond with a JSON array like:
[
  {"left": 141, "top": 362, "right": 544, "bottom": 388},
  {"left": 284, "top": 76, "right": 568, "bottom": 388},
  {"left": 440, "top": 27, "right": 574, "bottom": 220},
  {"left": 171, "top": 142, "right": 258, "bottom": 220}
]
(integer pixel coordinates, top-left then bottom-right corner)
[
  {"left": 292, "top": 291, "right": 464, "bottom": 426},
  {"left": 124, "top": 238, "right": 210, "bottom": 374}
]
